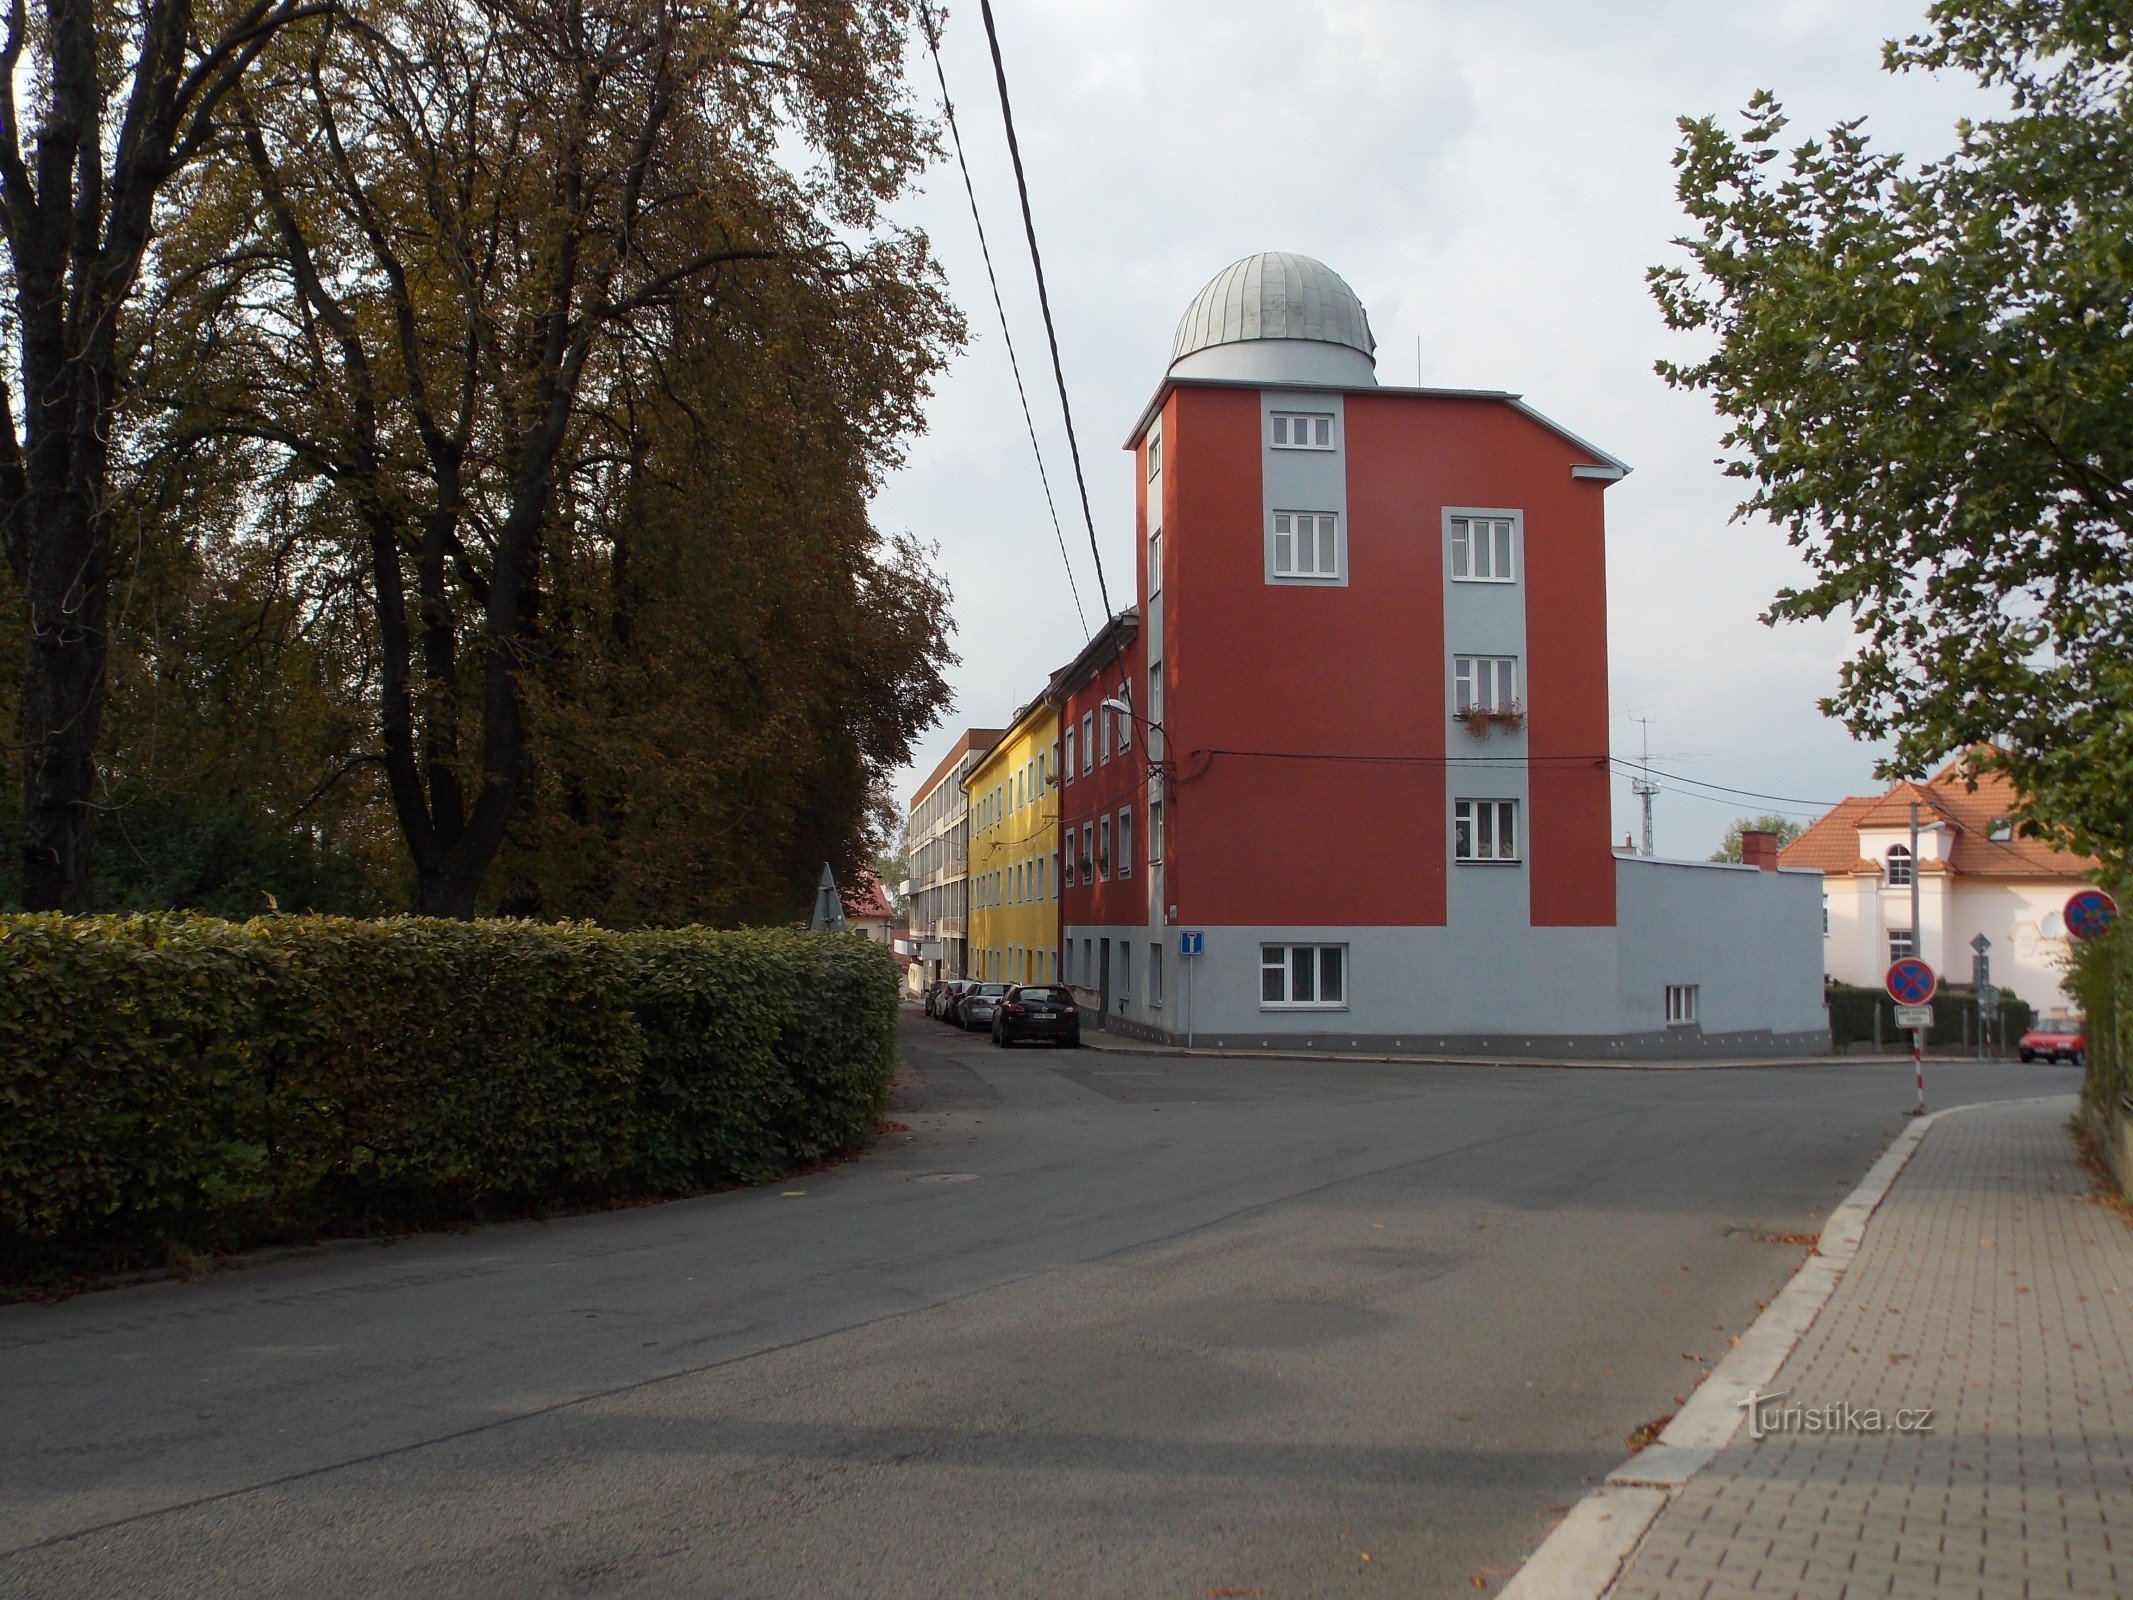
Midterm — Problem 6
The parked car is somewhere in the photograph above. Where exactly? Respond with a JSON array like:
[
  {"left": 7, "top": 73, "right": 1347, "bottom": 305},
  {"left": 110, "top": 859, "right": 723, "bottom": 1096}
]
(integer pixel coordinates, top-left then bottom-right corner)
[
  {"left": 2019, "top": 1017, "right": 2085, "bottom": 1066},
  {"left": 957, "top": 982, "right": 1011, "bottom": 1031},
  {"left": 932, "top": 978, "right": 973, "bottom": 1023},
  {"left": 992, "top": 984, "right": 1081, "bottom": 1048}
]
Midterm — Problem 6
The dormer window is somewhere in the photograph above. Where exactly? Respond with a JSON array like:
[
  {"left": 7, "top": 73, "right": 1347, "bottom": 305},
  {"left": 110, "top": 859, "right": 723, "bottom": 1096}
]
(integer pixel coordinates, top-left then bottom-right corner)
[
  {"left": 1885, "top": 844, "right": 1913, "bottom": 886},
  {"left": 1988, "top": 817, "right": 2013, "bottom": 841}
]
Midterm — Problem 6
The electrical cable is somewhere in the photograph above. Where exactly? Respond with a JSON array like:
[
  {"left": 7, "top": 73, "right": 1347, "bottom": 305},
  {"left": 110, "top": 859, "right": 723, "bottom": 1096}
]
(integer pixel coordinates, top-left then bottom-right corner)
[
  {"left": 976, "top": 0, "right": 1112, "bottom": 617},
  {"left": 918, "top": 5, "right": 1087, "bottom": 635}
]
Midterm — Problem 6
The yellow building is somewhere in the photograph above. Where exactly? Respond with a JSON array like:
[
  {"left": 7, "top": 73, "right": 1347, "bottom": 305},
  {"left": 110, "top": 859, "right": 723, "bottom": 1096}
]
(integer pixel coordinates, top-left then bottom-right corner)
[{"left": 964, "top": 693, "right": 1062, "bottom": 986}]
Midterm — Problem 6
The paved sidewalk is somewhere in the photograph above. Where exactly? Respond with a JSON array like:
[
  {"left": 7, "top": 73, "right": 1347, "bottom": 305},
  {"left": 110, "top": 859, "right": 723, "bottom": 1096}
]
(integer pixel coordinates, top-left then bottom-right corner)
[{"left": 1606, "top": 1095, "right": 2133, "bottom": 1600}]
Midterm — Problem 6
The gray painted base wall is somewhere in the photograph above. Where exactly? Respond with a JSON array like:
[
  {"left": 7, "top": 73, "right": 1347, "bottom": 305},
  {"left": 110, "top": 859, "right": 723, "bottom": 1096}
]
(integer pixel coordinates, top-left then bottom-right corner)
[{"left": 1067, "top": 857, "right": 1828, "bottom": 1059}]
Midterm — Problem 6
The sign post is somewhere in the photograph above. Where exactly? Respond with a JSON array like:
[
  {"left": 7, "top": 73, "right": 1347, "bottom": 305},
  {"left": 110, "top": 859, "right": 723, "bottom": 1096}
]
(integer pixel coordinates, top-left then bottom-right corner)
[
  {"left": 1178, "top": 930, "right": 1203, "bottom": 1051},
  {"left": 1970, "top": 933, "right": 1992, "bottom": 1058},
  {"left": 1886, "top": 958, "right": 1937, "bottom": 1115}
]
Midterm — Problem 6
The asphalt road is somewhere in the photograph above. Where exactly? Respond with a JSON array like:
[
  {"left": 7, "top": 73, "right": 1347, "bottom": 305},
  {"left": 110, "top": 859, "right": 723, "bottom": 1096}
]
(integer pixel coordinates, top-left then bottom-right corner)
[{"left": 0, "top": 1017, "right": 2077, "bottom": 1598}]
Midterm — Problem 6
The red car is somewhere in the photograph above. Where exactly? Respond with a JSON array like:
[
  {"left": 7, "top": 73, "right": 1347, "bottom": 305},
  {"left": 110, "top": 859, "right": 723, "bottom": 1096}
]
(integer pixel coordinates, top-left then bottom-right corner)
[{"left": 2019, "top": 1017, "right": 2085, "bottom": 1066}]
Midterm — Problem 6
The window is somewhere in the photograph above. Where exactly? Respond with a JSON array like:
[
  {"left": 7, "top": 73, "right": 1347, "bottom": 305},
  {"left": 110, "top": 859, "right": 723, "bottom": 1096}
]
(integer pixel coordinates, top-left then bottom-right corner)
[
  {"left": 1665, "top": 984, "right": 1700, "bottom": 1026},
  {"left": 1099, "top": 705, "right": 1112, "bottom": 763},
  {"left": 1822, "top": 896, "right": 1830, "bottom": 935},
  {"left": 1049, "top": 853, "right": 1057, "bottom": 898},
  {"left": 1080, "top": 712, "right": 1094, "bottom": 774},
  {"left": 1988, "top": 817, "right": 2013, "bottom": 842},
  {"left": 1117, "top": 807, "right": 1133, "bottom": 878},
  {"left": 1260, "top": 943, "right": 1347, "bottom": 1008},
  {"left": 1116, "top": 686, "right": 1132, "bottom": 753},
  {"left": 1149, "top": 799, "right": 1164, "bottom": 862},
  {"left": 1117, "top": 940, "right": 1131, "bottom": 1002},
  {"left": 1450, "top": 514, "right": 1516, "bottom": 582},
  {"left": 1270, "top": 411, "right": 1334, "bottom": 449},
  {"left": 1272, "top": 511, "right": 1340, "bottom": 579},
  {"left": 1889, "top": 929, "right": 1917, "bottom": 962},
  {"left": 1885, "top": 845, "right": 1913, "bottom": 887},
  {"left": 1148, "top": 526, "right": 1162, "bottom": 596},
  {"left": 1453, "top": 655, "right": 1520, "bottom": 714},
  {"left": 1063, "top": 725, "right": 1076, "bottom": 781},
  {"left": 1148, "top": 661, "right": 1163, "bottom": 733},
  {"left": 1147, "top": 428, "right": 1160, "bottom": 480},
  {"left": 1151, "top": 942, "right": 1165, "bottom": 1007},
  {"left": 1454, "top": 798, "right": 1520, "bottom": 862},
  {"left": 1098, "top": 814, "right": 1112, "bottom": 879},
  {"left": 1063, "top": 832, "right": 1076, "bottom": 886},
  {"left": 1081, "top": 823, "right": 1094, "bottom": 879}
]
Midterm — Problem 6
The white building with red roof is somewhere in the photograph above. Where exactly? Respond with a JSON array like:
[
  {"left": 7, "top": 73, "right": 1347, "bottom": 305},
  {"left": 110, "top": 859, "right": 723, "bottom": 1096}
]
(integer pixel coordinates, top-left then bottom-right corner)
[{"left": 1780, "top": 754, "right": 2099, "bottom": 1012}]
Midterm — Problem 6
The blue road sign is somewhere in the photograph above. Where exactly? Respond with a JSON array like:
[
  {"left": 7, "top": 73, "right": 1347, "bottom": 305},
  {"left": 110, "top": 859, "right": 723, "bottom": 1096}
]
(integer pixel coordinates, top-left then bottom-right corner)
[
  {"left": 2065, "top": 888, "right": 2118, "bottom": 941},
  {"left": 1885, "top": 958, "right": 1937, "bottom": 1006},
  {"left": 1178, "top": 929, "right": 1204, "bottom": 956}
]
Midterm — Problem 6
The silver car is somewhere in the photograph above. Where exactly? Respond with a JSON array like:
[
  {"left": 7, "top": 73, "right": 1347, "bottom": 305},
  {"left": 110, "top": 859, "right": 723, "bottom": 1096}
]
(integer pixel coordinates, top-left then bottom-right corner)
[{"left": 958, "top": 982, "right": 1011, "bottom": 1030}]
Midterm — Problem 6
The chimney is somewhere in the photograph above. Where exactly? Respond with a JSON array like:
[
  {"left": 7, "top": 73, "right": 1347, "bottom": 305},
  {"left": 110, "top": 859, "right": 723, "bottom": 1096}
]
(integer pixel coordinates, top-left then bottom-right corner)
[{"left": 1741, "top": 830, "right": 1780, "bottom": 872}]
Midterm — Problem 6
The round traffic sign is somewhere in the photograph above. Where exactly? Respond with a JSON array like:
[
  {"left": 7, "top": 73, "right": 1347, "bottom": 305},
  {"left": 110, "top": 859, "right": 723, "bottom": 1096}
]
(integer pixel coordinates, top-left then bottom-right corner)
[
  {"left": 2065, "top": 888, "right": 2118, "bottom": 941},
  {"left": 1885, "top": 958, "right": 1937, "bottom": 1006}
]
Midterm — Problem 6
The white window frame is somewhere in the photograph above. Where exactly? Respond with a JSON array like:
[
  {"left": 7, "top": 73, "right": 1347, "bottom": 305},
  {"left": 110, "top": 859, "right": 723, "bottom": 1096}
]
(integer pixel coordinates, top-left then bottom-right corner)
[
  {"left": 1063, "top": 725, "right": 1076, "bottom": 782},
  {"left": 1454, "top": 798, "right": 1521, "bottom": 863},
  {"left": 1270, "top": 510, "right": 1342, "bottom": 582},
  {"left": 1116, "top": 806, "right": 1133, "bottom": 879},
  {"left": 1889, "top": 929, "right": 1918, "bottom": 963},
  {"left": 1148, "top": 524, "right": 1162, "bottom": 597},
  {"left": 1081, "top": 822, "right": 1094, "bottom": 881},
  {"left": 1080, "top": 712, "right": 1094, "bottom": 775},
  {"left": 1260, "top": 943, "right": 1348, "bottom": 1010},
  {"left": 1447, "top": 508, "right": 1520, "bottom": 584},
  {"left": 1884, "top": 845, "right": 1913, "bottom": 887},
  {"left": 1270, "top": 411, "right": 1335, "bottom": 450},
  {"left": 1453, "top": 655, "right": 1520, "bottom": 714},
  {"left": 1664, "top": 984, "right": 1700, "bottom": 1027},
  {"left": 1146, "top": 427, "right": 1161, "bottom": 480},
  {"left": 1063, "top": 831, "right": 1076, "bottom": 887},
  {"left": 1150, "top": 942, "right": 1165, "bottom": 1007},
  {"left": 1149, "top": 798, "right": 1164, "bottom": 863},
  {"left": 1116, "top": 686, "right": 1132, "bottom": 753}
]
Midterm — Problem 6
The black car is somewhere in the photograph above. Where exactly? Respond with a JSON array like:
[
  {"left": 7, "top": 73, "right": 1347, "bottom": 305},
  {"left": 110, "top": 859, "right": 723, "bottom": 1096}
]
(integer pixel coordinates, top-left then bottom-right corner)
[{"left": 991, "top": 984, "right": 1081, "bottom": 1048}]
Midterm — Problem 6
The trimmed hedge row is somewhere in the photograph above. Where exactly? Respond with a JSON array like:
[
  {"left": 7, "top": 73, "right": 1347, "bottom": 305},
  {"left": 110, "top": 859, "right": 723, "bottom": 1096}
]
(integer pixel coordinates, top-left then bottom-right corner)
[
  {"left": 2069, "top": 897, "right": 2130, "bottom": 1113},
  {"left": 0, "top": 915, "right": 898, "bottom": 1279},
  {"left": 1825, "top": 981, "right": 2036, "bottom": 1053}
]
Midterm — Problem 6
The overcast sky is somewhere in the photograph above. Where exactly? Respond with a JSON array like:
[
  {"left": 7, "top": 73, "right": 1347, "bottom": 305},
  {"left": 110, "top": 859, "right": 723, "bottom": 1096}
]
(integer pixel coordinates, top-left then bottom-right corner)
[{"left": 871, "top": 0, "right": 2005, "bottom": 860}]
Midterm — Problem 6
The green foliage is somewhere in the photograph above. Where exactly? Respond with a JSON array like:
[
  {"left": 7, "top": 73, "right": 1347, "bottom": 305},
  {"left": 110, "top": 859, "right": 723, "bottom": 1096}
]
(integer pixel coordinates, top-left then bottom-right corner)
[
  {"left": 2068, "top": 896, "right": 2131, "bottom": 1109},
  {"left": 1709, "top": 814, "right": 1806, "bottom": 863},
  {"left": 1651, "top": 0, "right": 2133, "bottom": 868},
  {"left": 1825, "top": 980, "right": 2035, "bottom": 1051},
  {"left": 0, "top": 915, "right": 898, "bottom": 1280}
]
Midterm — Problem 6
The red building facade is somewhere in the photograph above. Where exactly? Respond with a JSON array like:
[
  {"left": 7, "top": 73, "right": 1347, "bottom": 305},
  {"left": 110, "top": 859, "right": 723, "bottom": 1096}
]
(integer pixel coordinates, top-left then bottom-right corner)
[{"left": 1059, "top": 253, "right": 1825, "bottom": 1056}]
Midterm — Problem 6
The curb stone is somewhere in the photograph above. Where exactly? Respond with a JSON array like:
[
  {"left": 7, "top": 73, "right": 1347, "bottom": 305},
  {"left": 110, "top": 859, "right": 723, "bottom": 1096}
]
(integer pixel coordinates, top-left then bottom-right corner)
[{"left": 1494, "top": 1094, "right": 2071, "bottom": 1600}]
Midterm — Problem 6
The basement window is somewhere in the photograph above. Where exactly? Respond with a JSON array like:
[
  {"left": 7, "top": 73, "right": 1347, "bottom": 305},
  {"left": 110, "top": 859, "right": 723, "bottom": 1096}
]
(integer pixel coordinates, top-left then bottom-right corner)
[{"left": 1665, "top": 984, "right": 1700, "bottom": 1027}]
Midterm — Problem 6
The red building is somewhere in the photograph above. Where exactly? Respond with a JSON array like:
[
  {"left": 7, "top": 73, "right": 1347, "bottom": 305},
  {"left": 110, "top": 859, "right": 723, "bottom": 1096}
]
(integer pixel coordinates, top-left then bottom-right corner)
[{"left": 1059, "top": 253, "right": 1824, "bottom": 1056}]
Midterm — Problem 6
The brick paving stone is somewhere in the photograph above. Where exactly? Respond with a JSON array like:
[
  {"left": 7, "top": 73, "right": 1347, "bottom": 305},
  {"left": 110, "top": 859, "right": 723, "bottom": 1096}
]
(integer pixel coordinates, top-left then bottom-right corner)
[{"left": 1607, "top": 1097, "right": 2133, "bottom": 1600}]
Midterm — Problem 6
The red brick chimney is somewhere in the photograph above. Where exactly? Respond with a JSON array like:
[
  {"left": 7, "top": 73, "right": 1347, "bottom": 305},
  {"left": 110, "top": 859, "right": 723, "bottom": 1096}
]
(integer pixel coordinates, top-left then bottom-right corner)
[{"left": 1741, "top": 830, "right": 1780, "bottom": 872}]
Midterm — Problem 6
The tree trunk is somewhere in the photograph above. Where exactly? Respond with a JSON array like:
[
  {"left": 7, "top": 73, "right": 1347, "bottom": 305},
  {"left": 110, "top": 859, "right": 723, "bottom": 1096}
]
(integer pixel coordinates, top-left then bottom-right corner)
[{"left": 18, "top": 497, "right": 109, "bottom": 911}]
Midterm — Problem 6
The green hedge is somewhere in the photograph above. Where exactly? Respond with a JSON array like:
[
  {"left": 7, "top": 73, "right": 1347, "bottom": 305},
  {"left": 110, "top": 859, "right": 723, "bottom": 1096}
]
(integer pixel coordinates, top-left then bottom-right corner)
[
  {"left": 1825, "top": 981, "right": 2036, "bottom": 1053},
  {"left": 0, "top": 915, "right": 898, "bottom": 1280},
  {"left": 2068, "top": 892, "right": 2130, "bottom": 1113}
]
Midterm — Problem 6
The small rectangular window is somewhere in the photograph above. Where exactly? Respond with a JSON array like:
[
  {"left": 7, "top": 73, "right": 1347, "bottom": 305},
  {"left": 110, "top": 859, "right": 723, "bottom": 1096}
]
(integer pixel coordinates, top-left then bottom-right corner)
[
  {"left": 1063, "top": 831, "right": 1077, "bottom": 887},
  {"left": 1080, "top": 712, "right": 1094, "bottom": 774},
  {"left": 1260, "top": 943, "right": 1347, "bottom": 1008},
  {"left": 1151, "top": 942, "right": 1165, "bottom": 1007},
  {"left": 1082, "top": 822, "right": 1094, "bottom": 878},
  {"left": 1272, "top": 510, "right": 1340, "bottom": 579},
  {"left": 1889, "top": 929, "right": 1917, "bottom": 962},
  {"left": 1453, "top": 655, "right": 1520, "bottom": 714},
  {"left": 1098, "top": 815, "right": 1111, "bottom": 880},
  {"left": 1064, "top": 725, "right": 1076, "bottom": 780},
  {"left": 1665, "top": 984, "right": 1700, "bottom": 1027},
  {"left": 1116, "top": 687, "right": 1133, "bottom": 753},
  {"left": 1147, "top": 429, "right": 1161, "bottom": 480},
  {"left": 1118, "top": 940, "right": 1131, "bottom": 1001},
  {"left": 1148, "top": 662, "right": 1163, "bottom": 732},
  {"left": 1149, "top": 799, "right": 1164, "bottom": 862},
  {"left": 1450, "top": 515, "right": 1517, "bottom": 582},
  {"left": 1117, "top": 806, "right": 1133, "bottom": 878},
  {"left": 1454, "top": 798, "right": 1520, "bottom": 863},
  {"left": 1148, "top": 526, "right": 1162, "bottom": 596},
  {"left": 1270, "top": 411, "right": 1335, "bottom": 450}
]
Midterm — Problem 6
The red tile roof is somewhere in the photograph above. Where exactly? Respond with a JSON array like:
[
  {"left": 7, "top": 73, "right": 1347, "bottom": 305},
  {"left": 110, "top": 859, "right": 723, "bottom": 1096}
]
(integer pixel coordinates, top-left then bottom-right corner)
[{"left": 1778, "top": 754, "right": 2098, "bottom": 879}]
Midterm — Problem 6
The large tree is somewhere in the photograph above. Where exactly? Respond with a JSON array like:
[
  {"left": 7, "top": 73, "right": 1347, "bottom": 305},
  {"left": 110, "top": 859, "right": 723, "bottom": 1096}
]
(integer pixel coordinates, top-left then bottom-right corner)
[
  {"left": 168, "top": 0, "right": 953, "bottom": 915},
  {"left": 0, "top": 0, "right": 320, "bottom": 909},
  {"left": 1651, "top": 0, "right": 2133, "bottom": 868}
]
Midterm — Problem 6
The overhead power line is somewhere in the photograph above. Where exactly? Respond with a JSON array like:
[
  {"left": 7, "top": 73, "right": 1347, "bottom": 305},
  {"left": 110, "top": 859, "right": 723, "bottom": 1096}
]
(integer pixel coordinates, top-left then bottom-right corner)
[
  {"left": 918, "top": 6, "right": 1087, "bottom": 636},
  {"left": 976, "top": 0, "right": 1112, "bottom": 617}
]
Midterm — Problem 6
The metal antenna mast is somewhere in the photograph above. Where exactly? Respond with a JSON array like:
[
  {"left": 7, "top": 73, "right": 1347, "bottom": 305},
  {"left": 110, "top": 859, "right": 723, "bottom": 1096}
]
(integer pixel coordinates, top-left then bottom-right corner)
[{"left": 1631, "top": 716, "right": 1659, "bottom": 857}]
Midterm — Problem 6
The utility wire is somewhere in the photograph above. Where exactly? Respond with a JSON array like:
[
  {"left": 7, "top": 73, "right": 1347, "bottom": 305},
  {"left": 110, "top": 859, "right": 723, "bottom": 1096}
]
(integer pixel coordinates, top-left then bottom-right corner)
[
  {"left": 918, "top": 5, "right": 1087, "bottom": 635},
  {"left": 976, "top": 0, "right": 1112, "bottom": 617}
]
